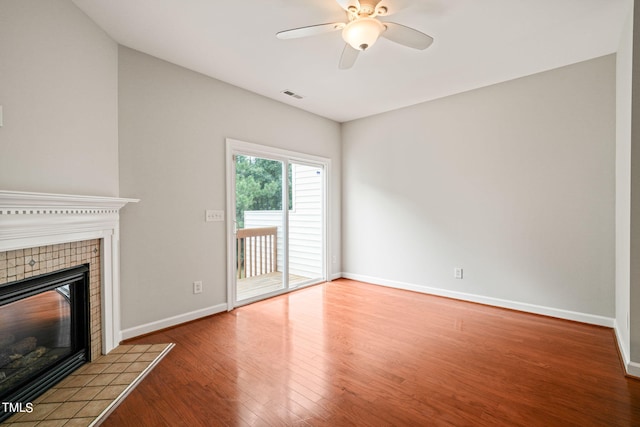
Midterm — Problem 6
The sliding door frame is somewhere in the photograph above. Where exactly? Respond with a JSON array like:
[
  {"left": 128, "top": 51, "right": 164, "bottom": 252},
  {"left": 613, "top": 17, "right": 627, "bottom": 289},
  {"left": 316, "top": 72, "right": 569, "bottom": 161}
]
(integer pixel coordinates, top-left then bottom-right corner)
[{"left": 225, "top": 138, "right": 331, "bottom": 310}]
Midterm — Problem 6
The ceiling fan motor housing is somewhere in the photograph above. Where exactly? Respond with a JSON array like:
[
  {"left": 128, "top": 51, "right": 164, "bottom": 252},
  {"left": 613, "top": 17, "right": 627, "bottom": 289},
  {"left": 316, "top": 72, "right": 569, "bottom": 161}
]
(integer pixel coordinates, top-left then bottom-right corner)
[{"left": 357, "top": 0, "right": 384, "bottom": 15}]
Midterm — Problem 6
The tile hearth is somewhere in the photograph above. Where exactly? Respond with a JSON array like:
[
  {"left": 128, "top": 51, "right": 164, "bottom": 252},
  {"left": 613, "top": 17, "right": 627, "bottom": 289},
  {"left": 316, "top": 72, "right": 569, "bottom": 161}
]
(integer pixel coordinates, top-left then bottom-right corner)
[{"left": 2, "top": 343, "right": 173, "bottom": 426}]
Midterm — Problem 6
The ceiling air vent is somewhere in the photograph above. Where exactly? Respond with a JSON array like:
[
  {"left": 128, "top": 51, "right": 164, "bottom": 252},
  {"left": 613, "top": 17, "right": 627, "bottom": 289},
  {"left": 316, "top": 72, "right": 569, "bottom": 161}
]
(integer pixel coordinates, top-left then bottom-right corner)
[{"left": 282, "top": 90, "right": 303, "bottom": 100}]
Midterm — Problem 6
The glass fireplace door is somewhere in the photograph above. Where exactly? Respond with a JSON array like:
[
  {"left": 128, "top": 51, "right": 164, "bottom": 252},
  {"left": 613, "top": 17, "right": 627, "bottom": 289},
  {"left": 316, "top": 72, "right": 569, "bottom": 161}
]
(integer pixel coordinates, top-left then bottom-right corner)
[{"left": 0, "top": 265, "right": 89, "bottom": 420}]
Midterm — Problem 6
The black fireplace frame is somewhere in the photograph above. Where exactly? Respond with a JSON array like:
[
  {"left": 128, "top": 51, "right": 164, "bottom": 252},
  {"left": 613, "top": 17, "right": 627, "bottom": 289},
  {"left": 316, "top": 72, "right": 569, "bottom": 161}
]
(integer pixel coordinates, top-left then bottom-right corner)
[{"left": 0, "top": 264, "right": 90, "bottom": 421}]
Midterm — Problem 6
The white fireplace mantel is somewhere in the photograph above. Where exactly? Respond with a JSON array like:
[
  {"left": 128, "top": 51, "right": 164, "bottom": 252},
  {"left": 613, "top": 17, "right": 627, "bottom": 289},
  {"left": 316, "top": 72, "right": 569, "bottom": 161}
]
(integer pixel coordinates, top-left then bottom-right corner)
[{"left": 0, "top": 190, "right": 139, "bottom": 354}]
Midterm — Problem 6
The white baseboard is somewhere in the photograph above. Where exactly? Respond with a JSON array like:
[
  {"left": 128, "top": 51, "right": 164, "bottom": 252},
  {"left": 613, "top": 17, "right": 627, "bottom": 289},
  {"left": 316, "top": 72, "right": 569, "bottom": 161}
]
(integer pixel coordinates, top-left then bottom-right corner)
[
  {"left": 613, "top": 320, "right": 640, "bottom": 377},
  {"left": 121, "top": 303, "right": 228, "bottom": 340},
  {"left": 330, "top": 272, "right": 342, "bottom": 281},
  {"left": 341, "top": 272, "right": 615, "bottom": 328},
  {"left": 627, "top": 361, "right": 640, "bottom": 378},
  {"left": 614, "top": 320, "right": 631, "bottom": 369}
]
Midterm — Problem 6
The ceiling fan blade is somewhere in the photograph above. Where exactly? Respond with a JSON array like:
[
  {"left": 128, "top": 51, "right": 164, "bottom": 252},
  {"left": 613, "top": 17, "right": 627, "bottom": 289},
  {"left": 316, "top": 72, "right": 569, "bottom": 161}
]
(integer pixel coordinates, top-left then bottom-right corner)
[
  {"left": 335, "top": 0, "right": 360, "bottom": 12},
  {"left": 276, "top": 22, "right": 345, "bottom": 40},
  {"left": 381, "top": 22, "right": 434, "bottom": 50},
  {"left": 339, "top": 44, "right": 360, "bottom": 70}
]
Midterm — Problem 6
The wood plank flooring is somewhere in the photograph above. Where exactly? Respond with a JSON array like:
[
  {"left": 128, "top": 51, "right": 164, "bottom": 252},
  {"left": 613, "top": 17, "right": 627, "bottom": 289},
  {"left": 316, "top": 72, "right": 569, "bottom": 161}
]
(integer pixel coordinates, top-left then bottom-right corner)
[{"left": 103, "top": 279, "right": 640, "bottom": 426}]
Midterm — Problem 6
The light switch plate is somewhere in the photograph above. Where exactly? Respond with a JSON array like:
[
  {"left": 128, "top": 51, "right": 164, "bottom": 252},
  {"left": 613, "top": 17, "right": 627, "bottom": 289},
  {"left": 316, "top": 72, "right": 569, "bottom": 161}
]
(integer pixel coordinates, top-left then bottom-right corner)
[{"left": 205, "top": 210, "right": 224, "bottom": 222}]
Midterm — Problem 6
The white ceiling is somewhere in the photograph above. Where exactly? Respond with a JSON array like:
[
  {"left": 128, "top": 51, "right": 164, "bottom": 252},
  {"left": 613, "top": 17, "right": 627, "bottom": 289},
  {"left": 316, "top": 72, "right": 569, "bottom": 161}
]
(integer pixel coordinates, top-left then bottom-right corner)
[{"left": 72, "top": 0, "right": 631, "bottom": 123}]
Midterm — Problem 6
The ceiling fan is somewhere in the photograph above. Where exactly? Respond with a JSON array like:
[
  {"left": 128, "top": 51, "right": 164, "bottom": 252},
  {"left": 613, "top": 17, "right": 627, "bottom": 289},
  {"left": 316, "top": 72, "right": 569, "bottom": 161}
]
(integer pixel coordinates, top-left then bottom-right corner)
[{"left": 276, "top": 0, "right": 434, "bottom": 70}]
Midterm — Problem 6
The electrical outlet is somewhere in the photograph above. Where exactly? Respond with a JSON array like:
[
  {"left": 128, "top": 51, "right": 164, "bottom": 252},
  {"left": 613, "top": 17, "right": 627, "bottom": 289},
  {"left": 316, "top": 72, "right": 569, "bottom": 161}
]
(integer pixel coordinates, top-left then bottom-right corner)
[
  {"left": 205, "top": 210, "right": 224, "bottom": 222},
  {"left": 193, "top": 280, "right": 203, "bottom": 294},
  {"left": 454, "top": 268, "right": 463, "bottom": 279}
]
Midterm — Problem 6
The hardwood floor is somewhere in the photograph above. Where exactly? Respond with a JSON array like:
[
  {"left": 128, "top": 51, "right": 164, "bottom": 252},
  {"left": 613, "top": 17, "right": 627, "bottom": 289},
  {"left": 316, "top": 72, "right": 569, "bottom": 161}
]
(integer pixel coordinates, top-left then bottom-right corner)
[{"left": 103, "top": 279, "right": 640, "bottom": 426}]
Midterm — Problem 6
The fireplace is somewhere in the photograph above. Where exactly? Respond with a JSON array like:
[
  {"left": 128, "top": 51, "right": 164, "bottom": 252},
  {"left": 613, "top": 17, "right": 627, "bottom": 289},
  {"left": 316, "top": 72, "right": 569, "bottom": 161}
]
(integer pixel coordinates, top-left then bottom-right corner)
[
  {"left": 0, "top": 190, "right": 138, "bottom": 419},
  {"left": 0, "top": 265, "right": 90, "bottom": 422}
]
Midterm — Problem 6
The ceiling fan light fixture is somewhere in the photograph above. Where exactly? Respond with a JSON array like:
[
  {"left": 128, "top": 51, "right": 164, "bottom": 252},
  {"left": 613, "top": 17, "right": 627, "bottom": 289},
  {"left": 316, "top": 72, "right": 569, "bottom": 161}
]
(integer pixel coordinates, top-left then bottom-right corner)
[{"left": 342, "top": 17, "right": 384, "bottom": 51}]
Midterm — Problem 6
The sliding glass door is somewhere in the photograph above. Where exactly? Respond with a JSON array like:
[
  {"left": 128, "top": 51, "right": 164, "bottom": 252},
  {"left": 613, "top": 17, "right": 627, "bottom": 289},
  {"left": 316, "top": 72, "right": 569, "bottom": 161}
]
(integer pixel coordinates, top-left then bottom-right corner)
[
  {"left": 227, "top": 139, "right": 328, "bottom": 308},
  {"left": 234, "top": 154, "right": 286, "bottom": 301},
  {"left": 287, "top": 161, "right": 324, "bottom": 286}
]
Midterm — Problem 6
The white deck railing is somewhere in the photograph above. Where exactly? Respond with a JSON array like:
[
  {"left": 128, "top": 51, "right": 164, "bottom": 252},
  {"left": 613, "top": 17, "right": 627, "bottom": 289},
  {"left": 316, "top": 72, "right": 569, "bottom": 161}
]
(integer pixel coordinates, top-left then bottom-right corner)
[{"left": 236, "top": 227, "right": 277, "bottom": 279}]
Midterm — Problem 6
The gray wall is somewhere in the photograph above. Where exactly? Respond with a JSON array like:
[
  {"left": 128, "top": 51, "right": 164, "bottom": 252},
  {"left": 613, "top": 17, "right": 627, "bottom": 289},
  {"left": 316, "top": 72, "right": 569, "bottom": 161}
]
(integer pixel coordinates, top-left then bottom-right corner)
[
  {"left": 342, "top": 55, "right": 616, "bottom": 319},
  {"left": 0, "top": 0, "right": 119, "bottom": 196},
  {"left": 630, "top": 0, "right": 640, "bottom": 361},
  {"left": 616, "top": 4, "right": 633, "bottom": 364},
  {"left": 118, "top": 47, "right": 341, "bottom": 329}
]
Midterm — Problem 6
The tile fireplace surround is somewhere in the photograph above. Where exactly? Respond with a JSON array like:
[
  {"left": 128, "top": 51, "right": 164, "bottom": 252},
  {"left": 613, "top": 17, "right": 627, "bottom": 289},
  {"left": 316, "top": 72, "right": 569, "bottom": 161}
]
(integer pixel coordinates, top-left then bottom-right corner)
[
  {"left": 1, "top": 240, "right": 102, "bottom": 360},
  {"left": 0, "top": 190, "right": 138, "bottom": 357}
]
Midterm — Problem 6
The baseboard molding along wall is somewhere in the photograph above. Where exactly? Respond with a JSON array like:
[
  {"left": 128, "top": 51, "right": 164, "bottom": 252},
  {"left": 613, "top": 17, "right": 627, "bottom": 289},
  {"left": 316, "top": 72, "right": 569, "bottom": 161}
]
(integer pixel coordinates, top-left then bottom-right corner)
[
  {"left": 121, "top": 303, "right": 228, "bottom": 341},
  {"left": 340, "top": 272, "right": 615, "bottom": 328},
  {"left": 613, "top": 319, "right": 640, "bottom": 378},
  {"left": 627, "top": 361, "right": 640, "bottom": 378}
]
